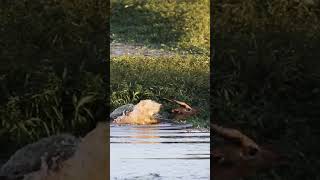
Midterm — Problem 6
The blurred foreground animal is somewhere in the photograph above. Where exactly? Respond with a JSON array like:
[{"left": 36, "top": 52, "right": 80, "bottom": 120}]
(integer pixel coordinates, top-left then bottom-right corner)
[
  {"left": 212, "top": 124, "right": 287, "bottom": 180},
  {"left": 162, "top": 98, "right": 198, "bottom": 120},
  {"left": 112, "top": 99, "right": 162, "bottom": 125},
  {"left": 0, "top": 122, "right": 108, "bottom": 180}
]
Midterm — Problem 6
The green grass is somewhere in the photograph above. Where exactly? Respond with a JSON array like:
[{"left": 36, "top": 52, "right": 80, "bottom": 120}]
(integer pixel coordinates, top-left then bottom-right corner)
[
  {"left": 213, "top": 0, "right": 320, "bottom": 179},
  {"left": 111, "top": 0, "right": 210, "bottom": 55},
  {"left": 111, "top": 55, "right": 210, "bottom": 128},
  {"left": 110, "top": 0, "right": 210, "bottom": 127},
  {"left": 0, "top": 0, "right": 107, "bottom": 155}
]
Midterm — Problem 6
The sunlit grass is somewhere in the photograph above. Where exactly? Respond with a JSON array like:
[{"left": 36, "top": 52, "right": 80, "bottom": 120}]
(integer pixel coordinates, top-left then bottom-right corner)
[
  {"left": 111, "top": 0, "right": 210, "bottom": 55},
  {"left": 111, "top": 55, "right": 210, "bottom": 127}
]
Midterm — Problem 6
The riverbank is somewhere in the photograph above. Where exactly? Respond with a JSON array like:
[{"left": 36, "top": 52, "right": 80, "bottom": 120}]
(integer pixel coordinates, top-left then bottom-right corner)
[{"left": 110, "top": 54, "right": 210, "bottom": 128}]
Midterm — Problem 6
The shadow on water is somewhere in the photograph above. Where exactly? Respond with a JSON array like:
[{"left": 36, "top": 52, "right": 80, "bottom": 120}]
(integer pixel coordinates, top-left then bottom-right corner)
[{"left": 110, "top": 122, "right": 210, "bottom": 180}]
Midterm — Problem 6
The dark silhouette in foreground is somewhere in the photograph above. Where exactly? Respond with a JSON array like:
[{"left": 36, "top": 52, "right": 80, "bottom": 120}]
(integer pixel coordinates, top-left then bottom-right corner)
[{"left": 212, "top": 124, "right": 288, "bottom": 180}]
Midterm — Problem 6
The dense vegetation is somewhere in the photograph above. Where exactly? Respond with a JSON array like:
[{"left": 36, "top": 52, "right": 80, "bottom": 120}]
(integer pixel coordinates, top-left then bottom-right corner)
[
  {"left": 110, "top": 0, "right": 210, "bottom": 127},
  {"left": 0, "top": 0, "right": 108, "bottom": 157},
  {"left": 111, "top": 0, "right": 210, "bottom": 54},
  {"left": 111, "top": 56, "right": 210, "bottom": 127},
  {"left": 212, "top": 0, "right": 320, "bottom": 179},
  {"left": 4, "top": 0, "right": 318, "bottom": 179}
]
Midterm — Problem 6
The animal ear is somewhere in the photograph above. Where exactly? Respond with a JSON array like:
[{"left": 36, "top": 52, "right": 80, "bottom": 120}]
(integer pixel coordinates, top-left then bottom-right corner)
[
  {"left": 212, "top": 124, "right": 259, "bottom": 150},
  {"left": 163, "top": 98, "right": 193, "bottom": 109}
]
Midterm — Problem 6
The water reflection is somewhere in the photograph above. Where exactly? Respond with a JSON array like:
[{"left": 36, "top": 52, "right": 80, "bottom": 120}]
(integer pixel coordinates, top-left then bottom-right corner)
[
  {"left": 129, "top": 126, "right": 160, "bottom": 144},
  {"left": 110, "top": 123, "right": 210, "bottom": 180}
]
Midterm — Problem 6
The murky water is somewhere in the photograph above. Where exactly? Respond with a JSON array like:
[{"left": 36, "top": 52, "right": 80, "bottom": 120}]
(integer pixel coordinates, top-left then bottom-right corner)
[{"left": 110, "top": 123, "right": 210, "bottom": 180}]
